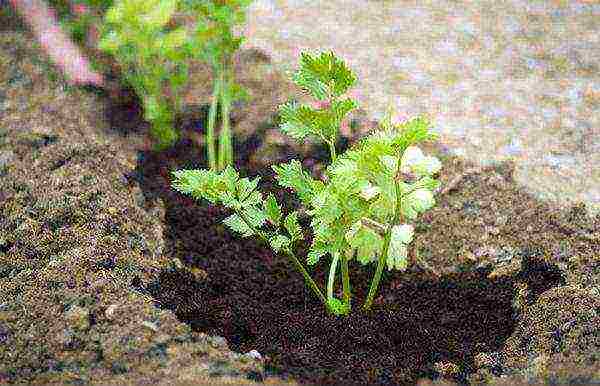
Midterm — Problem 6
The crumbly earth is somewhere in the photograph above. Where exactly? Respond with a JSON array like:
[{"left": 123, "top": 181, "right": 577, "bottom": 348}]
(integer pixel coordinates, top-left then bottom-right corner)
[{"left": 0, "top": 5, "right": 599, "bottom": 386}]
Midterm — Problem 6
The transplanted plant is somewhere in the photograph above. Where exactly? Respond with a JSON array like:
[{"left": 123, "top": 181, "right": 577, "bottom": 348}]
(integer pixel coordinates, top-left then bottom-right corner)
[{"left": 171, "top": 50, "right": 442, "bottom": 316}]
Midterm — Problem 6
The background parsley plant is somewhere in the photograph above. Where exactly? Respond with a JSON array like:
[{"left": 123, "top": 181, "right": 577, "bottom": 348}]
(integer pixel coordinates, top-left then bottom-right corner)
[{"left": 98, "top": 0, "right": 252, "bottom": 159}]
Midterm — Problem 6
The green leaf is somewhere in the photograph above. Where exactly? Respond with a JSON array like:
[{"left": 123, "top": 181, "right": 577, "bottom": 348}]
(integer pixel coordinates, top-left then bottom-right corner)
[
  {"left": 284, "top": 211, "right": 303, "bottom": 241},
  {"left": 404, "top": 189, "right": 435, "bottom": 216},
  {"left": 264, "top": 194, "right": 282, "bottom": 226},
  {"left": 229, "top": 82, "right": 252, "bottom": 104},
  {"left": 391, "top": 116, "right": 438, "bottom": 155},
  {"left": 327, "top": 297, "right": 350, "bottom": 316},
  {"left": 223, "top": 213, "right": 254, "bottom": 237},
  {"left": 141, "top": 0, "right": 178, "bottom": 27},
  {"left": 309, "top": 190, "right": 342, "bottom": 225},
  {"left": 400, "top": 146, "right": 442, "bottom": 177},
  {"left": 416, "top": 176, "right": 441, "bottom": 192},
  {"left": 269, "top": 234, "right": 291, "bottom": 253},
  {"left": 272, "top": 160, "right": 320, "bottom": 206},
  {"left": 330, "top": 97, "right": 358, "bottom": 128},
  {"left": 307, "top": 247, "right": 327, "bottom": 265},
  {"left": 168, "top": 64, "right": 190, "bottom": 91},
  {"left": 220, "top": 190, "right": 240, "bottom": 210},
  {"left": 237, "top": 176, "right": 261, "bottom": 204},
  {"left": 293, "top": 51, "right": 357, "bottom": 100},
  {"left": 98, "top": 30, "right": 121, "bottom": 53},
  {"left": 220, "top": 166, "right": 239, "bottom": 192},
  {"left": 104, "top": 3, "right": 124, "bottom": 24},
  {"left": 171, "top": 169, "right": 222, "bottom": 203},
  {"left": 161, "top": 27, "right": 189, "bottom": 51},
  {"left": 293, "top": 70, "right": 329, "bottom": 101},
  {"left": 350, "top": 227, "right": 383, "bottom": 265},
  {"left": 242, "top": 205, "right": 268, "bottom": 229},
  {"left": 278, "top": 101, "right": 316, "bottom": 141}
]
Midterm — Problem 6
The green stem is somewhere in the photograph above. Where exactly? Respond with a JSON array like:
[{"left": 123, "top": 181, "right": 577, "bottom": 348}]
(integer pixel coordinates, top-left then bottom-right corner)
[
  {"left": 207, "top": 71, "right": 220, "bottom": 170},
  {"left": 340, "top": 251, "right": 351, "bottom": 309},
  {"left": 328, "top": 140, "right": 337, "bottom": 163},
  {"left": 284, "top": 246, "right": 332, "bottom": 314},
  {"left": 362, "top": 220, "right": 394, "bottom": 311},
  {"left": 218, "top": 58, "right": 233, "bottom": 170},
  {"left": 327, "top": 92, "right": 338, "bottom": 163},
  {"left": 235, "top": 210, "right": 332, "bottom": 314},
  {"left": 363, "top": 161, "right": 405, "bottom": 311}
]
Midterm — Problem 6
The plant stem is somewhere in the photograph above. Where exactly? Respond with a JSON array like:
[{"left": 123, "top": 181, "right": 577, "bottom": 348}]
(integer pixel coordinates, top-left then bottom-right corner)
[
  {"left": 340, "top": 251, "right": 351, "bottom": 309},
  {"left": 218, "top": 56, "right": 233, "bottom": 170},
  {"left": 207, "top": 70, "right": 220, "bottom": 170},
  {"left": 362, "top": 220, "right": 393, "bottom": 311},
  {"left": 327, "top": 140, "right": 337, "bottom": 163},
  {"left": 235, "top": 210, "right": 332, "bottom": 314},
  {"left": 363, "top": 163, "right": 405, "bottom": 311},
  {"left": 284, "top": 246, "right": 332, "bottom": 314},
  {"left": 327, "top": 252, "right": 339, "bottom": 301}
]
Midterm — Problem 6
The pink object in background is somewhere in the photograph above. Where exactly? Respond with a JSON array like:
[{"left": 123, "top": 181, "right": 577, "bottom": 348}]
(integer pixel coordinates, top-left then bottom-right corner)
[{"left": 9, "top": 0, "right": 105, "bottom": 87}]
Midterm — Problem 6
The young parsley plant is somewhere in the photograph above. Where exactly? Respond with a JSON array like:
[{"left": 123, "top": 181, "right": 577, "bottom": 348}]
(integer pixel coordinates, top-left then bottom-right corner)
[{"left": 171, "top": 50, "right": 442, "bottom": 316}]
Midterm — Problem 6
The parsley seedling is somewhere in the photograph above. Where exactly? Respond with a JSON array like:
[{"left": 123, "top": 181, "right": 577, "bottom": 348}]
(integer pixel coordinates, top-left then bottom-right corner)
[{"left": 172, "top": 50, "right": 442, "bottom": 316}]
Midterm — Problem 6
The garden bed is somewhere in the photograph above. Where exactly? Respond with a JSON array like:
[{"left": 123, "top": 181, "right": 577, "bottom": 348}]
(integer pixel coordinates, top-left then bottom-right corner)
[{"left": 1, "top": 16, "right": 599, "bottom": 386}]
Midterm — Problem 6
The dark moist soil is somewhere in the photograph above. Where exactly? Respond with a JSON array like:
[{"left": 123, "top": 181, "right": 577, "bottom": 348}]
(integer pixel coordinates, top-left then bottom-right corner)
[
  {"left": 130, "top": 96, "right": 597, "bottom": 386},
  {"left": 1, "top": 6, "right": 599, "bottom": 386}
]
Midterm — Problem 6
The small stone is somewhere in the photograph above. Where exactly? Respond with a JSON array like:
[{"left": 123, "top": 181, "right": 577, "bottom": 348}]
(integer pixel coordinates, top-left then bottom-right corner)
[
  {"left": 494, "top": 215, "right": 508, "bottom": 227},
  {"left": 155, "top": 334, "right": 171, "bottom": 345},
  {"left": 487, "top": 257, "right": 522, "bottom": 279},
  {"left": 488, "top": 174, "right": 509, "bottom": 190},
  {"left": 433, "top": 360, "right": 460, "bottom": 377},
  {"left": 474, "top": 245, "right": 496, "bottom": 258},
  {"left": 486, "top": 225, "right": 500, "bottom": 235},
  {"left": 474, "top": 351, "right": 501, "bottom": 368},
  {"left": 105, "top": 304, "right": 118, "bottom": 320}
]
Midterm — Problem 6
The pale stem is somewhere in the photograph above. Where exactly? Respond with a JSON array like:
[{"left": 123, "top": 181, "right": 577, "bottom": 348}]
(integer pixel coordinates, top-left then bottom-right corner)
[
  {"left": 206, "top": 70, "right": 220, "bottom": 170},
  {"left": 340, "top": 251, "right": 351, "bottom": 309},
  {"left": 361, "top": 217, "right": 386, "bottom": 235},
  {"left": 218, "top": 57, "right": 233, "bottom": 169},
  {"left": 363, "top": 157, "right": 406, "bottom": 311},
  {"left": 327, "top": 252, "right": 339, "bottom": 301}
]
